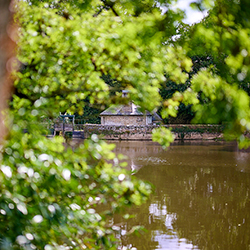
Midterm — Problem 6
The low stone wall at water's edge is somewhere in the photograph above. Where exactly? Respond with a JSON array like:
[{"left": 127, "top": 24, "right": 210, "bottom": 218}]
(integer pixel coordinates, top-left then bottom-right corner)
[{"left": 74, "top": 124, "right": 224, "bottom": 141}]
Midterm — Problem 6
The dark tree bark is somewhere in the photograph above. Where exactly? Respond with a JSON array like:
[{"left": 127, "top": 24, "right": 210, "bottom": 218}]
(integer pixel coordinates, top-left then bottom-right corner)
[{"left": 0, "top": 0, "right": 16, "bottom": 143}]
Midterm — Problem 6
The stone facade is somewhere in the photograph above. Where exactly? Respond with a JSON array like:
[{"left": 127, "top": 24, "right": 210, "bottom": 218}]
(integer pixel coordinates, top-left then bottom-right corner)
[
  {"left": 100, "top": 103, "right": 154, "bottom": 126},
  {"left": 101, "top": 115, "right": 150, "bottom": 126},
  {"left": 74, "top": 124, "right": 224, "bottom": 141}
]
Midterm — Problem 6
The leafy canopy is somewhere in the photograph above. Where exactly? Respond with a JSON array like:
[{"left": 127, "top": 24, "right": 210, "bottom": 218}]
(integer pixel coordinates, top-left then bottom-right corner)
[{"left": 1, "top": 0, "right": 250, "bottom": 249}]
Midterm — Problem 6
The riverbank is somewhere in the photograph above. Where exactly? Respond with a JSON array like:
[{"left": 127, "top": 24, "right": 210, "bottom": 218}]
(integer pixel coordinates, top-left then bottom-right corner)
[{"left": 75, "top": 124, "right": 224, "bottom": 141}]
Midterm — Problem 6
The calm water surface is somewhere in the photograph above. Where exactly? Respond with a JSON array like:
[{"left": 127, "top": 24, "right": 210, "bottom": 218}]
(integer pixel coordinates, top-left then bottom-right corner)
[{"left": 112, "top": 141, "right": 250, "bottom": 250}]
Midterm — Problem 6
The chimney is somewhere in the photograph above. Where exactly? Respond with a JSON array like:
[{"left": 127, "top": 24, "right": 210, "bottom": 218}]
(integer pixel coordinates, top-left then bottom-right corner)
[{"left": 121, "top": 90, "right": 132, "bottom": 113}]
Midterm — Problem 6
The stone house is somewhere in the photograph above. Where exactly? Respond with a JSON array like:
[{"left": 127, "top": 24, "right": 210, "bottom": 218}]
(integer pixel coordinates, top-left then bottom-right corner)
[{"left": 100, "top": 102, "right": 162, "bottom": 126}]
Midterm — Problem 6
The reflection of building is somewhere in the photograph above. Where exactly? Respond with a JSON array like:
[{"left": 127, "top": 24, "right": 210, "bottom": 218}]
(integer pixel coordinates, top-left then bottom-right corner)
[{"left": 100, "top": 91, "right": 162, "bottom": 126}]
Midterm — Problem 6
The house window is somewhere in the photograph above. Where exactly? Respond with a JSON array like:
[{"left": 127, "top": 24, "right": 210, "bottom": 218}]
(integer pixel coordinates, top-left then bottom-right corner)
[{"left": 146, "top": 116, "right": 152, "bottom": 125}]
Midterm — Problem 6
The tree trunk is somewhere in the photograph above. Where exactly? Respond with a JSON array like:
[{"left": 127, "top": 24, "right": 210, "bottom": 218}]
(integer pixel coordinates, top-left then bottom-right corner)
[{"left": 0, "top": 0, "right": 16, "bottom": 143}]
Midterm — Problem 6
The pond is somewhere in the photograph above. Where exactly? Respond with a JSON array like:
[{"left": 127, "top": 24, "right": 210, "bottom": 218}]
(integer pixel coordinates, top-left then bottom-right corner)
[{"left": 111, "top": 140, "right": 250, "bottom": 250}]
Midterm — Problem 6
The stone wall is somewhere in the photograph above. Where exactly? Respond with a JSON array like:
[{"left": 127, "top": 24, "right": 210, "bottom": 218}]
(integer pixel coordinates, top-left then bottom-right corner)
[
  {"left": 75, "top": 124, "right": 224, "bottom": 141},
  {"left": 101, "top": 115, "right": 147, "bottom": 126}
]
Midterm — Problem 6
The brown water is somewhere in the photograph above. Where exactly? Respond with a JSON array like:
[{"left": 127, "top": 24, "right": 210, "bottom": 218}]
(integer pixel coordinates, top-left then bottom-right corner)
[{"left": 112, "top": 140, "right": 250, "bottom": 250}]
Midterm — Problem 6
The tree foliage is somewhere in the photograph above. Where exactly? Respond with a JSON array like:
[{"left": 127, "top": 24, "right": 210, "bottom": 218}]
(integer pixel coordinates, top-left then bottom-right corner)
[
  {"left": 1, "top": 0, "right": 250, "bottom": 249},
  {"left": 185, "top": 0, "right": 250, "bottom": 147}
]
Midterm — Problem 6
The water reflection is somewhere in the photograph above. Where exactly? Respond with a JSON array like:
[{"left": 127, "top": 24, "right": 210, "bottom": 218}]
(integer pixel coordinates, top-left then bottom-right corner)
[{"left": 112, "top": 141, "right": 250, "bottom": 250}]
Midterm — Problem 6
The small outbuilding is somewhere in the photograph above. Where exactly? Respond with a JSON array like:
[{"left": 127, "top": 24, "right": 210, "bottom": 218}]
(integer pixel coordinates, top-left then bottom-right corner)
[{"left": 100, "top": 102, "right": 162, "bottom": 126}]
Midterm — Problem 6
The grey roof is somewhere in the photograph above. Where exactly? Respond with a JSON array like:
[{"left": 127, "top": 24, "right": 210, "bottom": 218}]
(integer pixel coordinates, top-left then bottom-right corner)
[
  {"left": 100, "top": 105, "right": 144, "bottom": 116},
  {"left": 152, "top": 112, "right": 162, "bottom": 121},
  {"left": 100, "top": 104, "right": 162, "bottom": 121}
]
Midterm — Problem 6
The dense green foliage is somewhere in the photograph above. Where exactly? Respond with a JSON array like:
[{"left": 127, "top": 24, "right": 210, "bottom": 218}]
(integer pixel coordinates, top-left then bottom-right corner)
[
  {"left": 1, "top": 0, "right": 250, "bottom": 249},
  {"left": 1, "top": 134, "right": 151, "bottom": 249}
]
